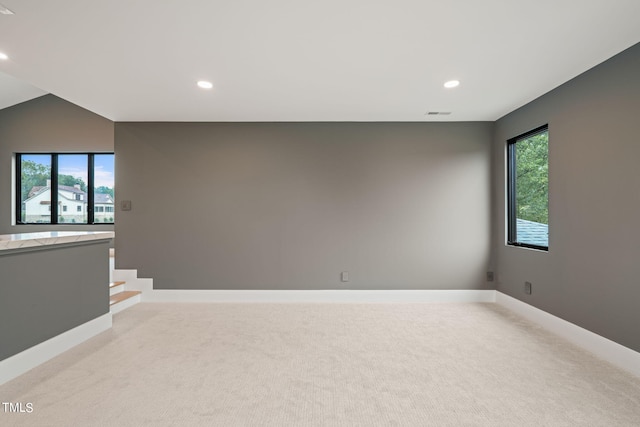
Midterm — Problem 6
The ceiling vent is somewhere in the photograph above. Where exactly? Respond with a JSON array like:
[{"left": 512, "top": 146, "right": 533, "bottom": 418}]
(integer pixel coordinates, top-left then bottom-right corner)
[{"left": 426, "top": 111, "right": 452, "bottom": 115}]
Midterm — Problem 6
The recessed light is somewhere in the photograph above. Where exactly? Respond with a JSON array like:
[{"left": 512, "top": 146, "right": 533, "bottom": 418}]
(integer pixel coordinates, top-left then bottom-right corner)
[
  {"left": 197, "top": 80, "right": 213, "bottom": 89},
  {"left": 0, "top": 52, "right": 8, "bottom": 60},
  {"left": 444, "top": 80, "right": 460, "bottom": 88}
]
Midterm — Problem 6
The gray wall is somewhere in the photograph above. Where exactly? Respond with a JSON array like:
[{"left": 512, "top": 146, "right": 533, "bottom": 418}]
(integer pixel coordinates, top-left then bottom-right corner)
[
  {"left": 493, "top": 43, "right": 640, "bottom": 352},
  {"left": 0, "top": 240, "right": 110, "bottom": 361},
  {"left": 115, "top": 122, "right": 493, "bottom": 290},
  {"left": 0, "top": 95, "right": 114, "bottom": 235}
]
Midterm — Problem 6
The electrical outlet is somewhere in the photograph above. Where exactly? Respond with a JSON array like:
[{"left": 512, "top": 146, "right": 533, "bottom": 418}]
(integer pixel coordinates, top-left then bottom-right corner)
[
  {"left": 524, "top": 281, "right": 532, "bottom": 295},
  {"left": 486, "top": 271, "right": 494, "bottom": 282},
  {"left": 341, "top": 271, "right": 349, "bottom": 282}
]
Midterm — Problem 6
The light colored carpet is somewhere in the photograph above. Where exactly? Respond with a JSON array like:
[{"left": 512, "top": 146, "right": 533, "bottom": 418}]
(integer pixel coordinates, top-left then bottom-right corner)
[{"left": 1, "top": 302, "right": 640, "bottom": 426}]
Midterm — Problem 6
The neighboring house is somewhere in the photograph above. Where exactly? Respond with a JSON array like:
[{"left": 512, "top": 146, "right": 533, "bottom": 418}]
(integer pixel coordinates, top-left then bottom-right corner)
[
  {"left": 22, "top": 186, "right": 55, "bottom": 222},
  {"left": 516, "top": 218, "right": 549, "bottom": 247},
  {"left": 23, "top": 182, "right": 113, "bottom": 223},
  {"left": 94, "top": 192, "right": 115, "bottom": 223}
]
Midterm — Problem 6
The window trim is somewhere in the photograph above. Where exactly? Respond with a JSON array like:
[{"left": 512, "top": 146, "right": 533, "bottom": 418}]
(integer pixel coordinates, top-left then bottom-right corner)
[
  {"left": 15, "top": 152, "right": 115, "bottom": 225},
  {"left": 506, "top": 125, "right": 549, "bottom": 251}
]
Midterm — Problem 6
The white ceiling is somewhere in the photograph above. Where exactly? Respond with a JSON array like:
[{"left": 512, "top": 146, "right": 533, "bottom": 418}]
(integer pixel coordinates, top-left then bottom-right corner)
[
  {"left": 1, "top": 0, "right": 639, "bottom": 122},
  {"left": 0, "top": 70, "right": 46, "bottom": 110}
]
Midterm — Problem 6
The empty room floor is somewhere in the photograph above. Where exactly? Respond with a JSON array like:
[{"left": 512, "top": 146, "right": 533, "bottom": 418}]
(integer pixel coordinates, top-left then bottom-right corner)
[{"left": 1, "top": 302, "right": 640, "bottom": 426}]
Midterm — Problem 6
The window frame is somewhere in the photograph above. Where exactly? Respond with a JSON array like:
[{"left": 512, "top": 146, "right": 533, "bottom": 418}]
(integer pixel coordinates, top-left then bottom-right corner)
[
  {"left": 506, "top": 125, "right": 549, "bottom": 251},
  {"left": 15, "top": 152, "right": 115, "bottom": 225}
]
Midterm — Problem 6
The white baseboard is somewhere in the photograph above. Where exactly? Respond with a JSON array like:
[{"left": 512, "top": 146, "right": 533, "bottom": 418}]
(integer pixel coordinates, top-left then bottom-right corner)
[
  {"left": 112, "top": 270, "right": 496, "bottom": 304},
  {"left": 141, "top": 289, "right": 496, "bottom": 303},
  {"left": 496, "top": 291, "right": 640, "bottom": 378},
  {"left": 111, "top": 270, "right": 494, "bottom": 303},
  {"left": 0, "top": 313, "right": 112, "bottom": 386}
]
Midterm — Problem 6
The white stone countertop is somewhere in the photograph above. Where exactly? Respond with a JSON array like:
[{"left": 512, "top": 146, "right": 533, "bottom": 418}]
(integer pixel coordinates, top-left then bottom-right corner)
[{"left": 0, "top": 231, "right": 114, "bottom": 251}]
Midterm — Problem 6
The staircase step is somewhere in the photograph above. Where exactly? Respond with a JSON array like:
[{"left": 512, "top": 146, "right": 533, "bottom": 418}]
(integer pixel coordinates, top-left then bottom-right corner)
[
  {"left": 109, "top": 290, "right": 141, "bottom": 314},
  {"left": 109, "top": 281, "right": 126, "bottom": 296},
  {"left": 110, "top": 290, "right": 140, "bottom": 305}
]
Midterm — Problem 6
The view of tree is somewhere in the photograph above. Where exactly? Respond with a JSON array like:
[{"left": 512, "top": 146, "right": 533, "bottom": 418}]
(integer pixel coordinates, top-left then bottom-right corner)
[
  {"left": 58, "top": 174, "right": 87, "bottom": 192},
  {"left": 20, "top": 160, "right": 50, "bottom": 201},
  {"left": 20, "top": 160, "right": 94, "bottom": 198},
  {"left": 95, "top": 186, "right": 114, "bottom": 198},
  {"left": 515, "top": 131, "right": 548, "bottom": 224},
  {"left": 20, "top": 160, "right": 117, "bottom": 198}
]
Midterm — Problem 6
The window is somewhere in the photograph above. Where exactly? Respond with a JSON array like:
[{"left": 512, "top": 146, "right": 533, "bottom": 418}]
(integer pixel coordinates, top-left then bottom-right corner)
[
  {"left": 18, "top": 154, "right": 51, "bottom": 223},
  {"left": 93, "top": 154, "right": 115, "bottom": 223},
  {"left": 16, "top": 153, "right": 115, "bottom": 225},
  {"left": 507, "top": 125, "right": 548, "bottom": 250}
]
